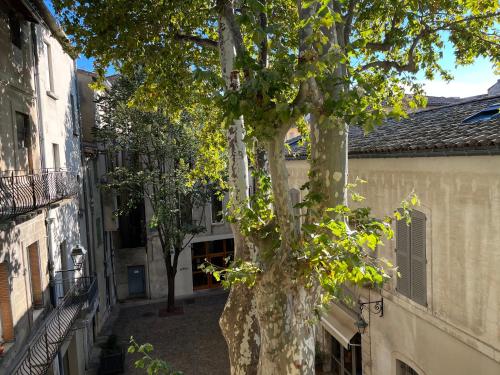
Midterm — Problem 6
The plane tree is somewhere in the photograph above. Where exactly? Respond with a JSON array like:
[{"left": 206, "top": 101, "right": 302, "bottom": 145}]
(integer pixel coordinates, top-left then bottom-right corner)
[{"left": 54, "top": 0, "right": 499, "bottom": 373}]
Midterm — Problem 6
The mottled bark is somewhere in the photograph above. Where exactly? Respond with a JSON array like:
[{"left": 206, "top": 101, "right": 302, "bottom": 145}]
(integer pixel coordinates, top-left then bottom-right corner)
[
  {"left": 255, "top": 265, "right": 316, "bottom": 375},
  {"left": 218, "top": 2, "right": 260, "bottom": 374},
  {"left": 309, "top": 116, "right": 348, "bottom": 210}
]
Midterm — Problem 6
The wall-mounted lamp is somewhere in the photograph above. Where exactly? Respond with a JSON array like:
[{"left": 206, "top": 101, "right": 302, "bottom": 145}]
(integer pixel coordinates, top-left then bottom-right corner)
[
  {"left": 354, "top": 317, "right": 368, "bottom": 334},
  {"left": 355, "top": 298, "right": 384, "bottom": 334},
  {"left": 70, "top": 244, "right": 87, "bottom": 271}
]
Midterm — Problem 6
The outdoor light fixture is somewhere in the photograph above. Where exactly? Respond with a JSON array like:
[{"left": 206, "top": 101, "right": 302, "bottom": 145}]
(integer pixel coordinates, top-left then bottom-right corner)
[
  {"left": 71, "top": 244, "right": 87, "bottom": 271},
  {"left": 355, "top": 298, "right": 384, "bottom": 335},
  {"left": 354, "top": 317, "right": 368, "bottom": 334},
  {"left": 359, "top": 298, "right": 384, "bottom": 317}
]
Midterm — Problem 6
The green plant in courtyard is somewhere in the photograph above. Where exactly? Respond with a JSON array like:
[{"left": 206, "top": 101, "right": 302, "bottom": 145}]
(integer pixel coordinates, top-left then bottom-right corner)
[{"left": 128, "top": 337, "right": 183, "bottom": 375}]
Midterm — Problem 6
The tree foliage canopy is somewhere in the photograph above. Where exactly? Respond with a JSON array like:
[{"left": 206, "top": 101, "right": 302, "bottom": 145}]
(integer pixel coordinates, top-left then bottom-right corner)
[{"left": 54, "top": 0, "right": 499, "bottom": 371}]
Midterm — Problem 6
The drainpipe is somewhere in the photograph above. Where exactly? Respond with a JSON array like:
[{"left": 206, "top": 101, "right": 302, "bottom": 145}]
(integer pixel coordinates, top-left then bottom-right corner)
[
  {"left": 31, "top": 23, "right": 45, "bottom": 170},
  {"left": 31, "top": 21, "right": 56, "bottom": 309}
]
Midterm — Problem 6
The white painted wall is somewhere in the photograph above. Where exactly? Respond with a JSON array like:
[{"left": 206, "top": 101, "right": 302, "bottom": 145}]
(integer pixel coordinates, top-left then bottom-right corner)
[{"left": 286, "top": 155, "right": 500, "bottom": 374}]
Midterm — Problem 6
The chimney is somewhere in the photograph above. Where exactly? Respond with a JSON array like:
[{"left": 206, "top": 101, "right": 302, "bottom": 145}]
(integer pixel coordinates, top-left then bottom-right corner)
[{"left": 487, "top": 79, "right": 500, "bottom": 96}]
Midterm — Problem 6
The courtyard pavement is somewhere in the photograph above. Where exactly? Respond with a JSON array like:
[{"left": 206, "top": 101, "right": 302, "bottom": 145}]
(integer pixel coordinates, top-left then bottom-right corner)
[{"left": 112, "top": 290, "right": 230, "bottom": 375}]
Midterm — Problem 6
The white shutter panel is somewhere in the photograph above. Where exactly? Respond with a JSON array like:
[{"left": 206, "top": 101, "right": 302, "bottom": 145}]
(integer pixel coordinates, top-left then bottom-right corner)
[
  {"left": 410, "top": 210, "right": 427, "bottom": 305},
  {"left": 396, "top": 216, "right": 411, "bottom": 298}
]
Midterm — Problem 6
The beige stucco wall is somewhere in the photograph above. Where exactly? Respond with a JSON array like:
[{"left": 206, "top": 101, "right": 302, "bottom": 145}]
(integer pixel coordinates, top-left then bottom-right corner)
[
  {"left": 0, "top": 213, "right": 49, "bottom": 369},
  {"left": 0, "top": 7, "right": 41, "bottom": 174},
  {"left": 286, "top": 155, "right": 500, "bottom": 374}
]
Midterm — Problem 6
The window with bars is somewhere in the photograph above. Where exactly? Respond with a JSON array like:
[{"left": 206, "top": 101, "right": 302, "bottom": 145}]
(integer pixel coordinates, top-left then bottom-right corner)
[{"left": 396, "top": 210, "right": 427, "bottom": 306}]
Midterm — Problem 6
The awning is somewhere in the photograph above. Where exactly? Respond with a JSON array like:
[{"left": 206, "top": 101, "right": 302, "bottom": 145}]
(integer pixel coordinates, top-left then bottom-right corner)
[{"left": 321, "top": 303, "right": 358, "bottom": 349}]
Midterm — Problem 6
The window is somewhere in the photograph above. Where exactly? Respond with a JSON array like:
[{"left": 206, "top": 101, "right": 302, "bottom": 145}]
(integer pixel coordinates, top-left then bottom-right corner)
[
  {"left": 330, "top": 334, "right": 362, "bottom": 375},
  {"left": 70, "top": 93, "right": 78, "bottom": 135},
  {"left": 44, "top": 42, "right": 55, "bottom": 93},
  {"left": 15, "top": 112, "right": 30, "bottom": 149},
  {"left": 397, "top": 360, "right": 419, "bottom": 375},
  {"left": 396, "top": 210, "right": 427, "bottom": 305},
  {"left": 462, "top": 104, "right": 500, "bottom": 123},
  {"left": 9, "top": 13, "right": 22, "bottom": 49},
  {"left": 52, "top": 143, "right": 60, "bottom": 170},
  {"left": 211, "top": 192, "right": 224, "bottom": 223}
]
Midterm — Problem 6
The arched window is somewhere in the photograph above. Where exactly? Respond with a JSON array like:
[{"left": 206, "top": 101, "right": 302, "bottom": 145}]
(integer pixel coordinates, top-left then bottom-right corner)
[
  {"left": 397, "top": 360, "right": 420, "bottom": 375},
  {"left": 396, "top": 209, "right": 427, "bottom": 306}
]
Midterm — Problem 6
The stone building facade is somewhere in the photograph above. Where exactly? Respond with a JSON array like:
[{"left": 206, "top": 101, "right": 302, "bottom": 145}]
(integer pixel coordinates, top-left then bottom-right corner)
[
  {"left": 0, "top": 2, "right": 104, "bottom": 375},
  {"left": 286, "top": 94, "right": 500, "bottom": 375}
]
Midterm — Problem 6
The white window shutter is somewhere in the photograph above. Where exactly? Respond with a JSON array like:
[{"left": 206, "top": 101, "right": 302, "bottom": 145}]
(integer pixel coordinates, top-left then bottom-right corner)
[{"left": 410, "top": 210, "right": 427, "bottom": 305}]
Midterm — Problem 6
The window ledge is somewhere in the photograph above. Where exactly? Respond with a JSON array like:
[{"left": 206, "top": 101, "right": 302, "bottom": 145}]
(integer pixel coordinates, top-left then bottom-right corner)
[{"left": 46, "top": 90, "right": 58, "bottom": 100}]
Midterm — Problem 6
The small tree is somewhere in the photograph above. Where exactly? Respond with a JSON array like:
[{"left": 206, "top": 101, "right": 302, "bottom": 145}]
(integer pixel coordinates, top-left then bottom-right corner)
[{"left": 97, "top": 74, "right": 207, "bottom": 312}]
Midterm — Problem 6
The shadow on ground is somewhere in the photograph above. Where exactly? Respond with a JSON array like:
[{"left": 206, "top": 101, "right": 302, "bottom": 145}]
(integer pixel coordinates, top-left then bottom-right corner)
[{"left": 113, "top": 291, "right": 230, "bottom": 375}]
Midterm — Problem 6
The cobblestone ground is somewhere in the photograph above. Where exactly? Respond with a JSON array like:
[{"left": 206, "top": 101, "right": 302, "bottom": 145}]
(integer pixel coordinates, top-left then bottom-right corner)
[{"left": 113, "top": 291, "right": 230, "bottom": 375}]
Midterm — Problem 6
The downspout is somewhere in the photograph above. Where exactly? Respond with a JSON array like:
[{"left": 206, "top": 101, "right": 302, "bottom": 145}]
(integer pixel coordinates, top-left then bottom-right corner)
[{"left": 31, "top": 22, "right": 56, "bottom": 309}]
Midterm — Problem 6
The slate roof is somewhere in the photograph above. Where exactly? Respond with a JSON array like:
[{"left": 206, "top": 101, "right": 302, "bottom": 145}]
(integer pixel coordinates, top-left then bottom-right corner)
[{"left": 287, "top": 95, "right": 500, "bottom": 159}]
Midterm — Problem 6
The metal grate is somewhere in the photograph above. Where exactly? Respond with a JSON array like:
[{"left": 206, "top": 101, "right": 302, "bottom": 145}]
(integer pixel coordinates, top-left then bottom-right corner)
[
  {"left": 0, "top": 170, "right": 79, "bottom": 220},
  {"left": 10, "top": 276, "right": 97, "bottom": 375}
]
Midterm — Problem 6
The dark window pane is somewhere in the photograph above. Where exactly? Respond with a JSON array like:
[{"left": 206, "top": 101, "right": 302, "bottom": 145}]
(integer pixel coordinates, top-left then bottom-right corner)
[
  {"left": 226, "top": 238, "right": 234, "bottom": 252},
  {"left": 9, "top": 14, "right": 22, "bottom": 49},
  {"left": 208, "top": 240, "right": 224, "bottom": 254},
  {"left": 192, "top": 272, "right": 208, "bottom": 288},
  {"left": 211, "top": 256, "right": 225, "bottom": 268},
  {"left": 16, "top": 112, "right": 29, "bottom": 149},
  {"left": 332, "top": 336, "right": 341, "bottom": 359},
  {"left": 192, "top": 242, "right": 206, "bottom": 257}
]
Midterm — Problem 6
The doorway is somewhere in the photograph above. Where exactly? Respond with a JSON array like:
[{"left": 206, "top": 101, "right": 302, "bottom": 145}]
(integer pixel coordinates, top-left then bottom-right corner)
[{"left": 127, "top": 265, "right": 146, "bottom": 297}]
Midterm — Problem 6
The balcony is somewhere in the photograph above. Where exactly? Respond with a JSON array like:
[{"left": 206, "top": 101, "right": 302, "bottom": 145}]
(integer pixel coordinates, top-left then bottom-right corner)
[
  {"left": 9, "top": 276, "right": 98, "bottom": 375},
  {"left": 0, "top": 170, "right": 79, "bottom": 221}
]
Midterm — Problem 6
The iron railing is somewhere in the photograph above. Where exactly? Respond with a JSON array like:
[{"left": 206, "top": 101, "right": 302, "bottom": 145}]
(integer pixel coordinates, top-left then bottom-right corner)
[
  {"left": 10, "top": 276, "right": 98, "bottom": 375},
  {"left": 0, "top": 170, "right": 79, "bottom": 220}
]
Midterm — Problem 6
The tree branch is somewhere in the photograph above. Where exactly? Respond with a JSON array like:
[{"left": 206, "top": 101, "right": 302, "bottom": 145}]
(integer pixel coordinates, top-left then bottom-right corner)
[
  {"left": 343, "top": 0, "right": 358, "bottom": 46},
  {"left": 174, "top": 33, "right": 218, "bottom": 49}
]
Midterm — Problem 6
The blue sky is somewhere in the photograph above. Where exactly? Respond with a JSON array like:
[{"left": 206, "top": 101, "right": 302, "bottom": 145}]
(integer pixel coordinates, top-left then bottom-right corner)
[{"left": 46, "top": 1, "right": 497, "bottom": 98}]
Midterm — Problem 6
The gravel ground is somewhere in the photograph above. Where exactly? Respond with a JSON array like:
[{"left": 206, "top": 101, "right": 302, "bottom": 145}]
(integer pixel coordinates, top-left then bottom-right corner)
[{"left": 112, "top": 291, "right": 230, "bottom": 375}]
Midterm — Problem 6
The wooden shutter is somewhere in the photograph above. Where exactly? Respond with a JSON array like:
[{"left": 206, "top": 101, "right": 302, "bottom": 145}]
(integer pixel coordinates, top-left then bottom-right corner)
[
  {"left": 410, "top": 210, "right": 427, "bottom": 305},
  {"left": 396, "top": 216, "right": 411, "bottom": 297}
]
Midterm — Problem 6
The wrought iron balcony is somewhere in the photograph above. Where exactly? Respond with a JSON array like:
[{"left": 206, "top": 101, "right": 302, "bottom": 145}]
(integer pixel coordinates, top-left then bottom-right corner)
[
  {"left": 9, "top": 276, "right": 98, "bottom": 375},
  {"left": 0, "top": 170, "right": 79, "bottom": 220}
]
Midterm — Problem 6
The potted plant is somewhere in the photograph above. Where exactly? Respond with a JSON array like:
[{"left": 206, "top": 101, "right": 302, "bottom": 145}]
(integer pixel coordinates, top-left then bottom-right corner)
[{"left": 98, "top": 335, "right": 125, "bottom": 374}]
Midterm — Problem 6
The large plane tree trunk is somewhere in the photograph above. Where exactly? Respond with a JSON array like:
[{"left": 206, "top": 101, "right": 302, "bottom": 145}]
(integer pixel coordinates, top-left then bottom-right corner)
[{"left": 218, "top": 3, "right": 260, "bottom": 374}]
